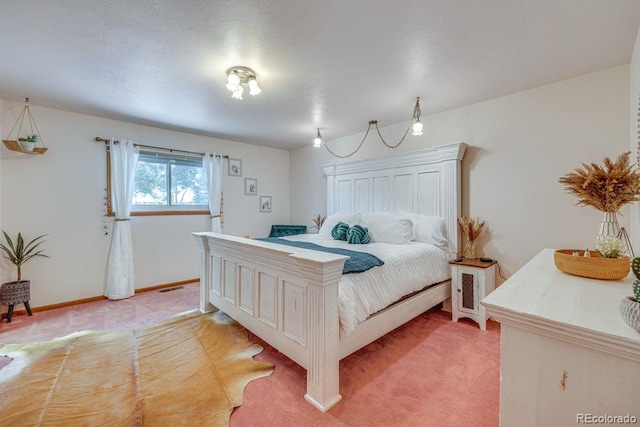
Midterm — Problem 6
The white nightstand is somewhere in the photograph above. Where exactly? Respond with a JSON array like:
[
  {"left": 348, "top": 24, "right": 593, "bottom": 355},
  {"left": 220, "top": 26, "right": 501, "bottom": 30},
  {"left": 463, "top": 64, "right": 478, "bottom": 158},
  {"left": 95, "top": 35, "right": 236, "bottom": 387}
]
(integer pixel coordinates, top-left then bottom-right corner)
[{"left": 450, "top": 258, "right": 497, "bottom": 330}]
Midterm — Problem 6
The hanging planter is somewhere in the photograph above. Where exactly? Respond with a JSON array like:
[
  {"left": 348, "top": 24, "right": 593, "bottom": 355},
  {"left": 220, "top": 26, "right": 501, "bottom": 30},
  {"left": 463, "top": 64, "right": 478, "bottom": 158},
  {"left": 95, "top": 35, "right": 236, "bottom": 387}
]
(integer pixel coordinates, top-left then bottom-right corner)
[
  {"left": 18, "top": 133, "right": 38, "bottom": 152},
  {"left": 19, "top": 141, "right": 35, "bottom": 152},
  {"left": 2, "top": 98, "right": 48, "bottom": 155}
]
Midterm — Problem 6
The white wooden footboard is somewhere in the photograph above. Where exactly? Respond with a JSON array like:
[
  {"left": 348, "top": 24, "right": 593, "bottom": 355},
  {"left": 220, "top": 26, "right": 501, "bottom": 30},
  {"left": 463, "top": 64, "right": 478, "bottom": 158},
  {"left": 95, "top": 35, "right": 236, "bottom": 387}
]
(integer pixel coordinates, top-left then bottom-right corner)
[
  {"left": 193, "top": 142, "right": 466, "bottom": 412},
  {"left": 193, "top": 232, "right": 348, "bottom": 412}
]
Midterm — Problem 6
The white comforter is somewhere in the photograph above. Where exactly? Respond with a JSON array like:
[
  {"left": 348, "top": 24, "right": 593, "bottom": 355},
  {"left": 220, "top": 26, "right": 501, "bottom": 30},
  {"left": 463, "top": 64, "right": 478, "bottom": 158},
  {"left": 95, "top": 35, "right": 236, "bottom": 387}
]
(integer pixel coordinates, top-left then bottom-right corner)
[{"left": 282, "top": 234, "right": 451, "bottom": 335}]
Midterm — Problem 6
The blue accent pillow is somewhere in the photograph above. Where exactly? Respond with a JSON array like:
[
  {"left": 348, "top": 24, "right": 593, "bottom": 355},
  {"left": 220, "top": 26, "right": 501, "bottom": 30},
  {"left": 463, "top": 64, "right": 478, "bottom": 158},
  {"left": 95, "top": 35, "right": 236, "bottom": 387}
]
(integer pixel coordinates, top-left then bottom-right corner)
[
  {"left": 347, "top": 224, "right": 371, "bottom": 244},
  {"left": 331, "top": 221, "right": 349, "bottom": 241}
]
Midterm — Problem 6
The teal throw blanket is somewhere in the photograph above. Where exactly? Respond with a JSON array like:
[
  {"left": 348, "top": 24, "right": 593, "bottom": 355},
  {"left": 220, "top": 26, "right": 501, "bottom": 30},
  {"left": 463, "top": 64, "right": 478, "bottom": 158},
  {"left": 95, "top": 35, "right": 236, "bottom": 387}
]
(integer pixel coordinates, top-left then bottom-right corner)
[{"left": 256, "top": 238, "right": 384, "bottom": 274}]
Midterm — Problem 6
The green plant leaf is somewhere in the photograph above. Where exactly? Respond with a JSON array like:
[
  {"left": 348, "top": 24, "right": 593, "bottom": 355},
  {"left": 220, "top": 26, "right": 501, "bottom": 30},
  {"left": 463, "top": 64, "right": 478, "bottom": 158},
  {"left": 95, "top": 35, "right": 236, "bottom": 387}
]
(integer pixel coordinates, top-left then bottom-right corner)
[
  {"left": 23, "top": 249, "right": 49, "bottom": 263},
  {"left": 1, "top": 230, "right": 48, "bottom": 281},
  {"left": 16, "top": 233, "right": 24, "bottom": 256},
  {"left": 2, "top": 230, "right": 15, "bottom": 253},
  {"left": 22, "top": 235, "right": 48, "bottom": 257},
  {"left": 0, "top": 243, "right": 18, "bottom": 264}
]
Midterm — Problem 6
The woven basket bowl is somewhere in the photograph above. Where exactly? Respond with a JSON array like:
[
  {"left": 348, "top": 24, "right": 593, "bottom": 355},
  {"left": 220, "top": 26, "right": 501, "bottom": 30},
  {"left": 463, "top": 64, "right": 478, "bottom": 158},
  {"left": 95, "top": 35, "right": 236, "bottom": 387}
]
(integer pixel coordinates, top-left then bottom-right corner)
[
  {"left": 554, "top": 249, "right": 630, "bottom": 280},
  {"left": 620, "top": 297, "right": 640, "bottom": 333}
]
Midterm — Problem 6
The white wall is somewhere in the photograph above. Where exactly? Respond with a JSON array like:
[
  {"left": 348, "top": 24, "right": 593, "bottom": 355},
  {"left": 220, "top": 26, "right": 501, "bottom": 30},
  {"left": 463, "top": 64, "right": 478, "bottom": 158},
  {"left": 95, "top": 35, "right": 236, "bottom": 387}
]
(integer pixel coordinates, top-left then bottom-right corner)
[
  {"left": 630, "top": 25, "right": 640, "bottom": 252},
  {"left": 0, "top": 103, "right": 289, "bottom": 307},
  {"left": 291, "top": 65, "right": 630, "bottom": 278},
  {"left": 1, "top": 61, "right": 634, "bottom": 308},
  {"left": 0, "top": 100, "right": 3, "bottom": 287}
]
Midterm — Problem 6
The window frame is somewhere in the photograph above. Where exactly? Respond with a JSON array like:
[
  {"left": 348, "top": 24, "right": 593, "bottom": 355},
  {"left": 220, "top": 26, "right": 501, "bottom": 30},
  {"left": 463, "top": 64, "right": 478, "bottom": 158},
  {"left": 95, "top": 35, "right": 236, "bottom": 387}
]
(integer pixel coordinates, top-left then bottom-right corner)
[{"left": 105, "top": 150, "right": 210, "bottom": 217}]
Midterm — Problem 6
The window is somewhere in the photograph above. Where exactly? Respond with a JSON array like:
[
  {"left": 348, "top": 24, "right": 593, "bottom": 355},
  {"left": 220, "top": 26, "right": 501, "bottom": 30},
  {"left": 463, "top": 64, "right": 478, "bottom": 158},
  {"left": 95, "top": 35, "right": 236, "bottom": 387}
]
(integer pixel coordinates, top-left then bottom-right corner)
[{"left": 107, "top": 149, "right": 209, "bottom": 216}]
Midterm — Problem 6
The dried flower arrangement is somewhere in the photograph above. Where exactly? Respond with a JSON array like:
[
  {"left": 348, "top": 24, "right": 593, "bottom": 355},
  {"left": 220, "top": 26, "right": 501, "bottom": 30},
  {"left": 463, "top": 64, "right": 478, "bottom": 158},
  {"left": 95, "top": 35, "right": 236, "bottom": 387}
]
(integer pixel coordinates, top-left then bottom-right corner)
[
  {"left": 458, "top": 215, "right": 486, "bottom": 259},
  {"left": 558, "top": 152, "right": 640, "bottom": 213},
  {"left": 595, "top": 235, "right": 627, "bottom": 259},
  {"left": 310, "top": 214, "right": 326, "bottom": 231},
  {"left": 458, "top": 215, "right": 486, "bottom": 242}
]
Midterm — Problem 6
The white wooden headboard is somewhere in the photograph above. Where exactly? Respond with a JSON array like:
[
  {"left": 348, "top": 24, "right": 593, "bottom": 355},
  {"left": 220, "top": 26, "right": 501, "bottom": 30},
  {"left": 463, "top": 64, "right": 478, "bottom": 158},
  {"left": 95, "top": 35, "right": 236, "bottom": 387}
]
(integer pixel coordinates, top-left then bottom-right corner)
[{"left": 322, "top": 142, "right": 467, "bottom": 259}]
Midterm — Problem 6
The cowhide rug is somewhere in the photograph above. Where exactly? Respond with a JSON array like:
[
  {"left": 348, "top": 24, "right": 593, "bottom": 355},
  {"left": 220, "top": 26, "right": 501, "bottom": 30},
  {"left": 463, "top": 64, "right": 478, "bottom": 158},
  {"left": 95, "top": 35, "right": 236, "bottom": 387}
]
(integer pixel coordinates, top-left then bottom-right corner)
[{"left": 0, "top": 310, "right": 274, "bottom": 426}]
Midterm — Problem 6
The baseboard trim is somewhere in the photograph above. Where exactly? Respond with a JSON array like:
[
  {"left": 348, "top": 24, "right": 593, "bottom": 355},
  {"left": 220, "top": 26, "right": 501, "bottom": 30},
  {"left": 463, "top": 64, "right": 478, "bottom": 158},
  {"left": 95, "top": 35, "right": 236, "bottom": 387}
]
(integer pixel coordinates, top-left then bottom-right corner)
[
  {"left": 1, "top": 278, "right": 199, "bottom": 318},
  {"left": 134, "top": 279, "right": 198, "bottom": 293}
]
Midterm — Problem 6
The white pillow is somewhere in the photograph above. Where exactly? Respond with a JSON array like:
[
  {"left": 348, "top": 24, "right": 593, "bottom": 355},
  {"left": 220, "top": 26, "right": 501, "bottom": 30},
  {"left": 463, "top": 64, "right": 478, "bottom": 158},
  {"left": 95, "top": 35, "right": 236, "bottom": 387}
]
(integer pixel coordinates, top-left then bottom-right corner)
[
  {"left": 399, "top": 210, "right": 449, "bottom": 250},
  {"left": 319, "top": 212, "right": 362, "bottom": 237},
  {"left": 361, "top": 212, "right": 413, "bottom": 244}
]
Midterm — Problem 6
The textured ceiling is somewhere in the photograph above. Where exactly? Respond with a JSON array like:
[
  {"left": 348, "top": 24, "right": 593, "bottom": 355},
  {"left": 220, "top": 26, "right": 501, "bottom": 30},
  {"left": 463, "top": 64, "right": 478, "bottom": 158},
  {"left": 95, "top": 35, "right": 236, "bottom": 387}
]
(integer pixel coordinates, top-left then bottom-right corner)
[{"left": 1, "top": 0, "right": 639, "bottom": 150}]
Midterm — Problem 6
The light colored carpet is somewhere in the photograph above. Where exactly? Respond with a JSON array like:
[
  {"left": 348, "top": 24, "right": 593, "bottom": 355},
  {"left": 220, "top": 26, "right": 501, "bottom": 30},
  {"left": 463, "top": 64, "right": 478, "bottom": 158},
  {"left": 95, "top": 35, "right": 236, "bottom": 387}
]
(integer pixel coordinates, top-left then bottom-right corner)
[
  {"left": 0, "top": 310, "right": 274, "bottom": 426},
  {"left": 234, "top": 309, "right": 500, "bottom": 427}
]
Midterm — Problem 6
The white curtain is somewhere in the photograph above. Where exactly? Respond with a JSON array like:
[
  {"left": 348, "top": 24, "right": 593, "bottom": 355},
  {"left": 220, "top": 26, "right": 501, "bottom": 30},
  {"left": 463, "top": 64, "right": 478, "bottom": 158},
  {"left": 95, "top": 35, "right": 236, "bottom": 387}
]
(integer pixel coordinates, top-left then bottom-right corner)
[
  {"left": 203, "top": 153, "right": 223, "bottom": 232},
  {"left": 105, "top": 139, "right": 139, "bottom": 300}
]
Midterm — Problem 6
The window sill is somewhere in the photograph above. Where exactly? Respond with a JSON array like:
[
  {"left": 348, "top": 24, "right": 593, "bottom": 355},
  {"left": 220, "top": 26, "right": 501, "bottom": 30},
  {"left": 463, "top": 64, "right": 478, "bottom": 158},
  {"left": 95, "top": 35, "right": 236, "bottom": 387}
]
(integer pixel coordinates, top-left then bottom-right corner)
[{"left": 108, "top": 210, "right": 211, "bottom": 217}]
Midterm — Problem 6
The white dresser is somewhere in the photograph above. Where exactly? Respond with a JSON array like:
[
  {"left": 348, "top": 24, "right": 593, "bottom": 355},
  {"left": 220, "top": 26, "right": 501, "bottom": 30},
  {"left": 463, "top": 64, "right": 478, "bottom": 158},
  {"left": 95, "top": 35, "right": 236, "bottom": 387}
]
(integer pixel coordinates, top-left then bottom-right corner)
[{"left": 481, "top": 249, "right": 640, "bottom": 427}]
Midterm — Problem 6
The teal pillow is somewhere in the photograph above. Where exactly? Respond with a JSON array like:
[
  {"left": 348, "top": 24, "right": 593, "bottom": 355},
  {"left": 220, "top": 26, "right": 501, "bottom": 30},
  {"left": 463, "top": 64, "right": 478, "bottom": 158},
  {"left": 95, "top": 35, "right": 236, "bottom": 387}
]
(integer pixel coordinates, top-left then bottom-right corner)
[
  {"left": 347, "top": 225, "right": 371, "bottom": 244},
  {"left": 331, "top": 221, "right": 349, "bottom": 241}
]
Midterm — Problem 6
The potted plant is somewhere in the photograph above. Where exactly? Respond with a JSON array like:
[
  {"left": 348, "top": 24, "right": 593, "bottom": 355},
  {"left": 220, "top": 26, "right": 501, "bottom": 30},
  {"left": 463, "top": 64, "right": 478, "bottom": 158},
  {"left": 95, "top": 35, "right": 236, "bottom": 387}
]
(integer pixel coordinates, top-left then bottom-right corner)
[
  {"left": 0, "top": 231, "right": 48, "bottom": 322},
  {"left": 620, "top": 257, "right": 640, "bottom": 333},
  {"left": 17, "top": 133, "right": 39, "bottom": 152}
]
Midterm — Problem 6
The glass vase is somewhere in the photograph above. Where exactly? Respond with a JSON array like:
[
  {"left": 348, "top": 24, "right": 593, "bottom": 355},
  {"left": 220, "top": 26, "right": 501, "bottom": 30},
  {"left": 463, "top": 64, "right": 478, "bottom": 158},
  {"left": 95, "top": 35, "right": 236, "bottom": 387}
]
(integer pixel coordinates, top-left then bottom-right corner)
[
  {"left": 597, "top": 211, "right": 620, "bottom": 239},
  {"left": 463, "top": 240, "right": 477, "bottom": 259}
]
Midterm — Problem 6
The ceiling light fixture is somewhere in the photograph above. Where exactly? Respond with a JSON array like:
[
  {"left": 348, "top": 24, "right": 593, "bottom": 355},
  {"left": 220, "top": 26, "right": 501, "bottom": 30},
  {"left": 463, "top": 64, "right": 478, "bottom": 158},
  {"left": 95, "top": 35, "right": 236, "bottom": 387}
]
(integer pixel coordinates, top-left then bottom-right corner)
[
  {"left": 313, "top": 128, "right": 324, "bottom": 148},
  {"left": 411, "top": 97, "right": 423, "bottom": 136},
  {"left": 225, "top": 66, "right": 261, "bottom": 100},
  {"left": 313, "top": 97, "right": 424, "bottom": 158}
]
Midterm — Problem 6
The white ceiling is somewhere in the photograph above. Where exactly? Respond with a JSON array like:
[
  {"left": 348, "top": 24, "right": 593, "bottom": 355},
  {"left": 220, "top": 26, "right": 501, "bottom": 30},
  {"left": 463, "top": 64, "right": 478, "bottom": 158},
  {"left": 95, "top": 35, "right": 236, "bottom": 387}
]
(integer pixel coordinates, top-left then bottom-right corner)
[{"left": 1, "top": 1, "right": 639, "bottom": 151}]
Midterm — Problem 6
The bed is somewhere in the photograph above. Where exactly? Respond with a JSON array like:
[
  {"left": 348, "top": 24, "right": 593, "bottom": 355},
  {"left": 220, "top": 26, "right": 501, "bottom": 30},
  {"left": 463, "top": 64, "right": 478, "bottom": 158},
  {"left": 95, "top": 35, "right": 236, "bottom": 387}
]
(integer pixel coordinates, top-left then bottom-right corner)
[{"left": 193, "top": 142, "right": 467, "bottom": 411}]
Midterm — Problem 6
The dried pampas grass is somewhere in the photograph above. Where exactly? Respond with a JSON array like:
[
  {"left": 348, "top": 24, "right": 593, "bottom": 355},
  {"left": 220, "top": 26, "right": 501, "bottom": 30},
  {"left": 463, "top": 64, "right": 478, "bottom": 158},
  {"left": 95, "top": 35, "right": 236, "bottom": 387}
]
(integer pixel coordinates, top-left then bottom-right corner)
[
  {"left": 558, "top": 152, "right": 640, "bottom": 212},
  {"left": 458, "top": 215, "right": 486, "bottom": 242},
  {"left": 311, "top": 214, "right": 326, "bottom": 231}
]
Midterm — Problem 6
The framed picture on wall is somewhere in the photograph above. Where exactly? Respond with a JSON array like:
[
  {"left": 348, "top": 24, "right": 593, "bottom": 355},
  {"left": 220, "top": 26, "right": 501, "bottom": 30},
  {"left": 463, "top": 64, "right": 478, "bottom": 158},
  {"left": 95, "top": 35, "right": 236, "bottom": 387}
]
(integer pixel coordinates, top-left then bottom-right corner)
[
  {"left": 260, "top": 195, "right": 272, "bottom": 213},
  {"left": 228, "top": 158, "right": 242, "bottom": 176},
  {"left": 244, "top": 178, "right": 258, "bottom": 195}
]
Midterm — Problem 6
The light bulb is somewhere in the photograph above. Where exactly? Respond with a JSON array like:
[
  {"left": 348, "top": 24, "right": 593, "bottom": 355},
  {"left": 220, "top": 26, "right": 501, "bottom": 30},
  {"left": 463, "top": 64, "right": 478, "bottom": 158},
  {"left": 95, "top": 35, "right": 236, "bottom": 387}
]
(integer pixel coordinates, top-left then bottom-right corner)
[
  {"left": 248, "top": 78, "right": 262, "bottom": 96},
  {"left": 412, "top": 120, "right": 423, "bottom": 136},
  {"left": 227, "top": 72, "right": 240, "bottom": 86},
  {"left": 226, "top": 72, "right": 240, "bottom": 92},
  {"left": 313, "top": 129, "right": 324, "bottom": 147},
  {"left": 231, "top": 85, "right": 243, "bottom": 100}
]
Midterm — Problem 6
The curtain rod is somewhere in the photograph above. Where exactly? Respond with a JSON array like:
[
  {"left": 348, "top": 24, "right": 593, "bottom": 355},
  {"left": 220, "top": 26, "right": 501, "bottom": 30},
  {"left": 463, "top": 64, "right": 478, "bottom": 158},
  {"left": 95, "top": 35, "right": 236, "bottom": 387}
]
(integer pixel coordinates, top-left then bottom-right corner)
[{"left": 94, "top": 137, "right": 229, "bottom": 159}]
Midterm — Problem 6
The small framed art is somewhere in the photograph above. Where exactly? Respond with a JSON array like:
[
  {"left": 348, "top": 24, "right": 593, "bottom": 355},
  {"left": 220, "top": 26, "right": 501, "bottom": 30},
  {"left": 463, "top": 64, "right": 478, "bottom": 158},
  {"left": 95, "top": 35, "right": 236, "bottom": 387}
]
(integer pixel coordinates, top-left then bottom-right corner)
[
  {"left": 228, "top": 158, "right": 242, "bottom": 176},
  {"left": 260, "top": 195, "right": 272, "bottom": 213},
  {"left": 244, "top": 178, "right": 258, "bottom": 195}
]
